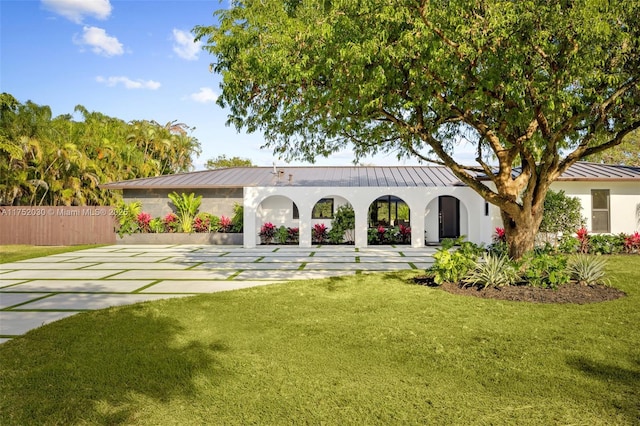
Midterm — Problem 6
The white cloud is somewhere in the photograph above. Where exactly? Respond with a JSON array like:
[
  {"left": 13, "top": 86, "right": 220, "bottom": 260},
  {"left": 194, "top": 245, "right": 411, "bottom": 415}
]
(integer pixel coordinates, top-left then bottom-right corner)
[
  {"left": 96, "top": 76, "right": 161, "bottom": 90},
  {"left": 74, "top": 26, "right": 123, "bottom": 56},
  {"left": 189, "top": 87, "right": 218, "bottom": 103},
  {"left": 42, "top": 0, "right": 112, "bottom": 24},
  {"left": 172, "top": 29, "right": 202, "bottom": 61}
]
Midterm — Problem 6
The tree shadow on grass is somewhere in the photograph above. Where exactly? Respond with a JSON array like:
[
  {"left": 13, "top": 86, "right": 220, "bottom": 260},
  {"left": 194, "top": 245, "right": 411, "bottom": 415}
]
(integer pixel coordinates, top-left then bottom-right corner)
[
  {"left": 566, "top": 356, "right": 640, "bottom": 423},
  {"left": 0, "top": 303, "right": 228, "bottom": 424}
]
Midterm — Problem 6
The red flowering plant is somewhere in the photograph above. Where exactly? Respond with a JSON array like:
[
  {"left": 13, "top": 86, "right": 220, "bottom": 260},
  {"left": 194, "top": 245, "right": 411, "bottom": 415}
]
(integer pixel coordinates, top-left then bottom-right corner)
[
  {"left": 493, "top": 227, "right": 506, "bottom": 243},
  {"left": 288, "top": 227, "right": 299, "bottom": 244},
  {"left": 624, "top": 231, "right": 640, "bottom": 254},
  {"left": 163, "top": 212, "right": 179, "bottom": 233},
  {"left": 193, "top": 212, "right": 212, "bottom": 233},
  {"left": 136, "top": 212, "right": 152, "bottom": 233},
  {"left": 219, "top": 215, "right": 232, "bottom": 233},
  {"left": 259, "top": 222, "right": 276, "bottom": 244},
  {"left": 312, "top": 223, "right": 328, "bottom": 244},
  {"left": 576, "top": 227, "right": 589, "bottom": 253},
  {"left": 399, "top": 224, "right": 411, "bottom": 243}
]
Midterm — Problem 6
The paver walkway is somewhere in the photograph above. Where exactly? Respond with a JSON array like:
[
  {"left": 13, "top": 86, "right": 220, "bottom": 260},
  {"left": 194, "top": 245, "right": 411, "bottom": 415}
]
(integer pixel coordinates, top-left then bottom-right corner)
[{"left": 0, "top": 245, "right": 435, "bottom": 343}]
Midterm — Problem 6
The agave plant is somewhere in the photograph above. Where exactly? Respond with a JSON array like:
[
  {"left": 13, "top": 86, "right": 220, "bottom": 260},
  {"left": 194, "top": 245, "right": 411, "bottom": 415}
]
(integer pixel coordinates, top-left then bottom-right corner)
[
  {"left": 463, "top": 253, "right": 519, "bottom": 289},
  {"left": 567, "top": 254, "right": 610, "bottom": 286}
]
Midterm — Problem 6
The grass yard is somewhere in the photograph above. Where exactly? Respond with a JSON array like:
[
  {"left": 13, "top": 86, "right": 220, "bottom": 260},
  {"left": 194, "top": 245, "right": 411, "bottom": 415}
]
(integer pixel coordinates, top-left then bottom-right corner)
[
  {"left": 1, "top": 256, "right": 638, "bottom": 425},
  {"left": 0, "top": 244, "right": 105, "bottom": 263}
]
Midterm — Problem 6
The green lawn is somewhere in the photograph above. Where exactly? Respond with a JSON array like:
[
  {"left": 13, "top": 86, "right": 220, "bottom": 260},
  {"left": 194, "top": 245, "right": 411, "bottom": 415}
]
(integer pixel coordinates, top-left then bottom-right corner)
[
  {"left": 0, "top": 244, "right": 105, "bottom": 263},
  {"left": 1, "top": 257, "right": 638, "bottom": 425}
]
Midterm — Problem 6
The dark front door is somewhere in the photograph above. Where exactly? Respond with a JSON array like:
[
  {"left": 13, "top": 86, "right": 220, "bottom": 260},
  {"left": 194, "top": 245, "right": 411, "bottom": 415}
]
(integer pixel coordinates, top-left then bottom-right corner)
[{"left": 439, "top": 196, "right": 460, "bottom": 240}]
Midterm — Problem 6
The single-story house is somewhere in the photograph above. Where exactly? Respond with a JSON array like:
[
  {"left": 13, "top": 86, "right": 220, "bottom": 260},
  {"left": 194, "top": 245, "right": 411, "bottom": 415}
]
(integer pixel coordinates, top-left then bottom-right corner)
[{"left": 101, "top": 162, "right": 640, "bottom": 248}]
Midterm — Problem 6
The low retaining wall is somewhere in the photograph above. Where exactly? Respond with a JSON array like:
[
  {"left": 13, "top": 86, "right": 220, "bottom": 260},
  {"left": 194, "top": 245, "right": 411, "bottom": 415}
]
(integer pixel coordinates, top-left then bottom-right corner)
[{"left": 117, "top": 233, "right": 244, "bottom": 245}]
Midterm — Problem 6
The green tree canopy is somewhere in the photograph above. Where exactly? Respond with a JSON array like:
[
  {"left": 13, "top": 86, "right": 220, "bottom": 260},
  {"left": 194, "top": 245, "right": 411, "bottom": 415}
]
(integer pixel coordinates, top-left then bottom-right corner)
[
  {"left": 0, "top": 94, "right": 201, "bottom": 206},
  {"left": 586, "top": 129, "right": 640, "bottom": 166},
  {"left": 195, "top": 0, "right": 640, "bottom": 258},
  {"left": 205, "top": 154, "right": 254, "bottom": 169}
]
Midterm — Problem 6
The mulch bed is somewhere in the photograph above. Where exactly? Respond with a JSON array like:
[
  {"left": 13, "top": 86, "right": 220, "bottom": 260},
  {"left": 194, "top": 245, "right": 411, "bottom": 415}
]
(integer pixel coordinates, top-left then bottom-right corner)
[{"left": 413, "top": 277, "right": 626, "bottom": 304}]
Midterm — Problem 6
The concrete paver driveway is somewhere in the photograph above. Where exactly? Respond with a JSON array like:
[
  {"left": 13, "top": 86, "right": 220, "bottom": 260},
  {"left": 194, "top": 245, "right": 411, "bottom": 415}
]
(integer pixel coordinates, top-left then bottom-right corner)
[{"left": 0, "top": 245, "right": 435, "bottom": 343}]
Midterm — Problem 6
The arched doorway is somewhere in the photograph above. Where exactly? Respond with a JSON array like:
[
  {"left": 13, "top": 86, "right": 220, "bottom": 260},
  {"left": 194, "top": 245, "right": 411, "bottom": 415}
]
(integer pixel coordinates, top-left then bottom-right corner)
[{"left": 439, "top": 195, "right": 460, "bottom": 240}]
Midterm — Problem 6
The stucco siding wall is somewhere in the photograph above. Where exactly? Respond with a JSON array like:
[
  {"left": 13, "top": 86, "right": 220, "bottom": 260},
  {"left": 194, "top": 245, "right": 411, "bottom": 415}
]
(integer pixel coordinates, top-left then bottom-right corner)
[
  {"left": 123, "top": 188, "right": 243, "bottom": 218},
  {"left": 244, "top": 186, "right": 491, "bottom": 247},
  {"left": 551, "top": 181, "right": 640, "bottom": 234}
]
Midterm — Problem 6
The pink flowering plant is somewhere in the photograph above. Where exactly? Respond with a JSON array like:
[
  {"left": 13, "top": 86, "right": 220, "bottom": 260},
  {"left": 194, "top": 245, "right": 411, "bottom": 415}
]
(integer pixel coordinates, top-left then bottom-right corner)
[
  {"left": 163, "top": 212, "right": 179, "bottom": 233},
  {"left": 259, "top": 222, "right": 276, "bottom": 244},
  {"left": 219, "top": 215, "right": 232, "bottom": 233},
  {"left": 136, "top": 212, "right": 152, "bottom": 233},
  {"left": 399, "top": 224, "right": 411, "bottom": 243},
  {"left": 624, "top": 231, "right": 640, "bottom": 254},
  {"left": 313, "top": 223, "right": 328, "bottom": 244},
  {"left": 576, "top": 227, "right": 589, "bottom": 253}
]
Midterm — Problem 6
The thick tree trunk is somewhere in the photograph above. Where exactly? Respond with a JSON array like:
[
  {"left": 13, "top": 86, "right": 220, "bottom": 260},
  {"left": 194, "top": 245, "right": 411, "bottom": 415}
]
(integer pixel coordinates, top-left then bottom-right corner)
[{"left": 500, "top": 209, "right": 544, "bottom": 260}]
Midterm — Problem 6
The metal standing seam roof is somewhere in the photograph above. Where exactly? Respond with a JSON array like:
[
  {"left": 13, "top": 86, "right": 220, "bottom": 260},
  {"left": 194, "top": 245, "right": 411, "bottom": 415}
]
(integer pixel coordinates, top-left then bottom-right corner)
[{"left": 99, "top": 162, "right": 640, "bottom": 190}]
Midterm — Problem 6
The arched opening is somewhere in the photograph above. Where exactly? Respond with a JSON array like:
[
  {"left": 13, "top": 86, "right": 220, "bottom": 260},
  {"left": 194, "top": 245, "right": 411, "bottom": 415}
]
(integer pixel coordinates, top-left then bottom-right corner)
[
  {"left": 424, "top": 195, "right": 468, "bottom": 242},
  {"left": 311, "top": 195, "right": 353, "bottom": 244},
  {"left": 256, "top": 195, "right": 299, "bottom": 245},
  {"left": 367, "top": 195, "right": 411, "bottom": 244}
]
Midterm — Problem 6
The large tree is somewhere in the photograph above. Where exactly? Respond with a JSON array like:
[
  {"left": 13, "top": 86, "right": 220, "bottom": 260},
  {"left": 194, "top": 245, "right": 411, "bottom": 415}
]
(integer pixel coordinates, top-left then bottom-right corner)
[
  {"left": 194, "top": 0, "right": 640, "bottom": 258},
  {"left": 586, "top": 129, "right": 640, "bottom": 166},
  {"left": 205, "top": 154, "right": 255, "bottom": 169},
  {"left": 0, "top": 95, "right": 202, "bottom": 206}
]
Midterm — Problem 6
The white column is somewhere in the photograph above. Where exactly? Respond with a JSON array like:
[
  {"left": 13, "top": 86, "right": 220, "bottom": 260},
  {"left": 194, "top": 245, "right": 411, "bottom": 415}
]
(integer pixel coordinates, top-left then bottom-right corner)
[
  {"left": 243, "top": 188, "right": 256, "bottom": 248},
  {"left": 410, "top": 207, "right": 425, "bottom": 248},
  {"left": 299, "top": 206, "right": 312, "bottom": 248},
  {"left": 354, "top": 204, "right": 369, "bottom": 248}
]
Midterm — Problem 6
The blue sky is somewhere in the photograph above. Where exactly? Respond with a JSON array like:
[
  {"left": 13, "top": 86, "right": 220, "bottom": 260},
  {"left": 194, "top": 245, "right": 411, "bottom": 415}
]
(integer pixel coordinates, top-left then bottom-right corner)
[{"left": 1, "top": 0, "right": 472, "bottom": 169}]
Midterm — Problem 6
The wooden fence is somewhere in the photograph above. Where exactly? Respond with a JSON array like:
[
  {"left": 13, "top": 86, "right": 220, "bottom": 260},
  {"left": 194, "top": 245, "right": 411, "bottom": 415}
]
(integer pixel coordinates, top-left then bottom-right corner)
[{"left": 0, "top": 206, "right": 117, "bottom": 245}]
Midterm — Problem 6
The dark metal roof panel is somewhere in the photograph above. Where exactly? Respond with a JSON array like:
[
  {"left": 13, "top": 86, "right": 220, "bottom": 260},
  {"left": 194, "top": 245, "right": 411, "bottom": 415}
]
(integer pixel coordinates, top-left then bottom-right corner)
[
  {"left": 558, "top": 162, "right": 640, "bottom": 180},
  {"left": 99, "top": 163, "right": 640, "bottom": 190}
]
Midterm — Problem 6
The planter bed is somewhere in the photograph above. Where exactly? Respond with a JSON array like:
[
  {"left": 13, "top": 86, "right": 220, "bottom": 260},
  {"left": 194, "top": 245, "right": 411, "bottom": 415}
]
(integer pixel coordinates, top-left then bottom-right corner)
[{"left": 117, "top": 233, "right": 243, "bottom": 245}]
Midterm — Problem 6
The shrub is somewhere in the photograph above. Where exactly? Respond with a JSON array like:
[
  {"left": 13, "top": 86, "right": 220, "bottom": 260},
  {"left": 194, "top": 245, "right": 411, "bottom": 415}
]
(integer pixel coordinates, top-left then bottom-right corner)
[
  {"left": 428, "top": 239, "right": 482, "bottom": 285},
  {"left": 149, "top": 217, "right": 165, "bottom": 233},
  {"left": 588, "top": 234, "right": 625, "bottom": 255},
  {"left": 168, "top": 192, "right": 202, "bottom": 233},
  {"left": 312, "top": 223, "right": 328, "bottom": 244},
  {"left": 231, "top": 203, "right": 243, "bottom": 232},
  {"left": 274, "top": 226, "right": 289, "bottom": 244},
  {"left": 259, "top": 222, "right": 276, "bottom": 244},
  {"left": 520, "top": 252, "right": 570, "bottom": 289},
  {"left": 115, "top": 201, "right": 142, "bottom": 237},
  {"left": 567, "top": 254, "right": 610, "bottom": 286},
  {"left": 539, "top": 190, "right": 584, "bottom": 246},
  {"left": 558, "top": 235, "right": 580, "bottom": 254},
  {"left": 327, "top": 226, "right": 344, "bottom": 244},
  {"left": 331, "top": 204, "right": 355, "bottom": 243},
  {"left": 367, "top": 228, "right": 378, "bottom": 245},
  {"left": 487, "top": 241, "right": 508, "bottom": 257},
  {"left": 464, "top": 253, "right": 519, "bottom": 289}
]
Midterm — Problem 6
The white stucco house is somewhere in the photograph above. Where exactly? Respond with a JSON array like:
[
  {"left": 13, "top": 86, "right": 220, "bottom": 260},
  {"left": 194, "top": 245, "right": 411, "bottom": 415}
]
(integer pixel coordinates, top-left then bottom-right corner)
[{"left": 101, "top": 162, "right": 640, "bottom": 248}]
